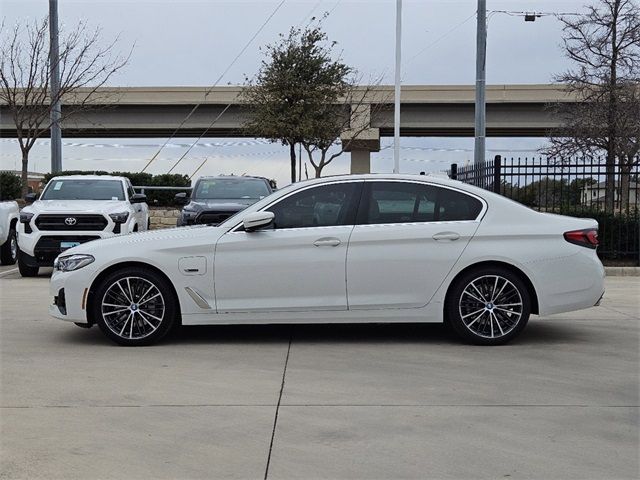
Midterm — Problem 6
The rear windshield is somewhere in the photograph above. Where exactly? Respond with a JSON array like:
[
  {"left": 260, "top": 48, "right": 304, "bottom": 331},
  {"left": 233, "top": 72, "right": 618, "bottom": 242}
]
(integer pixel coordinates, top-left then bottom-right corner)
[
  {"left": 194, "top": 178, "right": 270, "bottom": 200},
  {"left": 41, "top": 179, "right": 125, "bottom": 201}
]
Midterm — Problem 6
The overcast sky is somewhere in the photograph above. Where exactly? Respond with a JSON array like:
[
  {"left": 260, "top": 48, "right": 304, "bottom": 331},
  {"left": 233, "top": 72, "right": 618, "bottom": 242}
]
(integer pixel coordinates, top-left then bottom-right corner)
[{"left": 0, "top": 0, "right": 593, "bottom": 186}]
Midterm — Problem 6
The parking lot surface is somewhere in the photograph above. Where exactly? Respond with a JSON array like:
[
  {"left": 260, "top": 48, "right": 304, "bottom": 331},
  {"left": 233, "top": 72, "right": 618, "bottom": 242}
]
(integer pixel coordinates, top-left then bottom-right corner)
[{"left": 0, "top": 271, "right": 638, "bottom": 480}]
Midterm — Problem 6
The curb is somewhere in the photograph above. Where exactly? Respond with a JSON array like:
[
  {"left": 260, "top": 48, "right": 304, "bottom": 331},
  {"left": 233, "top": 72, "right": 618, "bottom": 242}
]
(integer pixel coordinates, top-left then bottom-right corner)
[{"left": 605, "top": 267, "right": 640, "bottom": 277}]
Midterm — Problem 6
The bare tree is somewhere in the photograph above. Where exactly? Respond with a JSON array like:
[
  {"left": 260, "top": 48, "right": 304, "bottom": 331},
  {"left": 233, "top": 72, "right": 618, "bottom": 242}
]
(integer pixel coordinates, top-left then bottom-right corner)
[
  {"left": 0, "top": 18, "right": 129, "bottom": 194},
  {"left": 544, "top": 0, "right": 640, "bottom": 212}
]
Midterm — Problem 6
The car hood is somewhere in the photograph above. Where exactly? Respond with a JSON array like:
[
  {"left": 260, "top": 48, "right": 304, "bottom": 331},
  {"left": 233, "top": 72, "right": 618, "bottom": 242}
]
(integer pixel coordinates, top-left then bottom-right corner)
[
  {"left": 23, "top": 200, "right": 131, "bottom": 215},
  {"left": 65, "top": 224, "right": 227, "bottom": 256},
  {"left": 186, "top": 198, "right": 257, "bottom": 212}
]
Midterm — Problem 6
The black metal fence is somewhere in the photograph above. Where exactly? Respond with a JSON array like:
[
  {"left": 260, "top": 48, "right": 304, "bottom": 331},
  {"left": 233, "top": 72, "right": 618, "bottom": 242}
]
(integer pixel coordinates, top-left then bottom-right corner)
[{"left": 449, "top": 156, "right": 640, "bottom": 265}]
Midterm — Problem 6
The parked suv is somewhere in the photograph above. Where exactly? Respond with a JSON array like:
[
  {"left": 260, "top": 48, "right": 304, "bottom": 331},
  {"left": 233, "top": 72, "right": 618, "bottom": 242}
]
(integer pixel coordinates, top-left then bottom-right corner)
[
  {"left": 175, "top": 176, "right": 274, "bottom": 226},
  {"left": 17, "top": 175, "right": 149, "bottom": 277},
  {"left": 0, "top": 201, "right": 19, "bottom": 265}
]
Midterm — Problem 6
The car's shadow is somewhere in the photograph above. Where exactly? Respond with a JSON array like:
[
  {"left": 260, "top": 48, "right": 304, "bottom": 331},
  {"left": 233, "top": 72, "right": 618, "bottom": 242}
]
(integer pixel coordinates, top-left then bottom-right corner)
[{"left": 55, "top": 320, "right": 590, "bottom": 347}]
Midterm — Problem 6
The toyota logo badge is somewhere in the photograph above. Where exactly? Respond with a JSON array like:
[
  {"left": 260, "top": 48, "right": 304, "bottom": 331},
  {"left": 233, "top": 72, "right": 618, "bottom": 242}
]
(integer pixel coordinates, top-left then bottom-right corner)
[{"left": 65, "top": 217, "right": 77, "bottom": 226}]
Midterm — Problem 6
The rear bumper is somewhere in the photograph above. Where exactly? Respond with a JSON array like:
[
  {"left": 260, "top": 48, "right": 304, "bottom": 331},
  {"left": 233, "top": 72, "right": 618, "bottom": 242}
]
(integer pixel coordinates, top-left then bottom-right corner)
[{"left": 531, "top": 250, "right": 606, "bottom": 316}]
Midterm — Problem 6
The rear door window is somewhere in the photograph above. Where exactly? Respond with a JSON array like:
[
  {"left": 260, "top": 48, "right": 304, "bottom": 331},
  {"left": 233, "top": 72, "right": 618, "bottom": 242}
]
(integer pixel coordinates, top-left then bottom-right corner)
[{"left": 358, "top": 182, "right": 482, "bottom": 224}]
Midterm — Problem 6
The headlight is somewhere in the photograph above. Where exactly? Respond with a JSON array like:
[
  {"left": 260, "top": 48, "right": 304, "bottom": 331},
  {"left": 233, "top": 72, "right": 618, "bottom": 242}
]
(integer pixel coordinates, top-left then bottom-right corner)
[
  {"left": 109, "top": 212, "right": 129, "bottom": 224},
  {"left": 19, "top": 212, "right": 34, "bottom": 223},
  {"left": 181, "top": 210, "right": 198, "bottom": 223},
  {"left": 54, "top": 254, "right": 95, "bottom": 272}
]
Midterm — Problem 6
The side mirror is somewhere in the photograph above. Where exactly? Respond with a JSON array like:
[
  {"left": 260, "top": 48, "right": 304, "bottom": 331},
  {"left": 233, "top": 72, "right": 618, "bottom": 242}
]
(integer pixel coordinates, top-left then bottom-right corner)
[
  {"left": 24, "top": 193, "right": 38, "bottom": 204},
  {"left": 243, "top": 211, "right": 275, "bottom": 232},
  {"left": 130, "top": 193, "right": 147, "bottom": 204},
  {"left": 174, "top": 192, "right": 189, "bottom": 205}
]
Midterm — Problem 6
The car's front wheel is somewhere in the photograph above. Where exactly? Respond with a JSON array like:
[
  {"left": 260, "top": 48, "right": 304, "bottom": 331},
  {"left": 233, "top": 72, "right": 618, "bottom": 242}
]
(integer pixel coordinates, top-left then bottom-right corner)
[
  {"left": 0, "top": 226, "right": 18, "bottom": 265},
  {"left": 92, "top": 267, "right": 178, "bottom": 346},
  {"left": 446, "top": 267, "right": 530, "bottom": 345},
  {"left": 17, "top": 251, "right": 39, "bottom": 277}
]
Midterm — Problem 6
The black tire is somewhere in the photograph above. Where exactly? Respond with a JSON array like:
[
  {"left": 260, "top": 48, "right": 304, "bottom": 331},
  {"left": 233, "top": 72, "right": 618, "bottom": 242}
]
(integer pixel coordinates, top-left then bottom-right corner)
[
  {"left": 445, "top": 266, "right": 531, "bottom": 345},
  {"left": 17, "top": 251, "right": 39, "bottom": 277},
  {"left": 91, "top": 267, "right": 178, "bottom": 346},
  {"left": 0, "top": 227, "right": 17, "bottom": 265}
]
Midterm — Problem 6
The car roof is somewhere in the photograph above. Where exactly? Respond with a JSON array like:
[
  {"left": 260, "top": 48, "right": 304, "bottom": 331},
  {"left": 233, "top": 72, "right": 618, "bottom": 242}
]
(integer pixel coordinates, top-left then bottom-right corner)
[
  {"left": 280, "top": 173, "right": 479, "bottom": 193},
  {"left": 49, "top": 175, "right": 127, "bottom": 181},
  {"left": 195, "top": 175, "right": 270, "bottom": 181}
]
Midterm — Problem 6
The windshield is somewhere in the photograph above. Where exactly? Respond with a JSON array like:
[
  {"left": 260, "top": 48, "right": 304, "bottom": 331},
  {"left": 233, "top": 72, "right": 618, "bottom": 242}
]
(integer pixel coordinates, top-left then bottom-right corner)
[
  {"left": 193, "top": 178, "right": 270, "bottom": 200},
  {"left": 41, "top": 179, "right": 125, "bottom": 201}
]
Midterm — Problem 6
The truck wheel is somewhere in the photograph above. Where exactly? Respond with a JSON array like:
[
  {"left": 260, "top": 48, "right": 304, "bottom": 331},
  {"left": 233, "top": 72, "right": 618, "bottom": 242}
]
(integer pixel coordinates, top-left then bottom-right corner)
[
  {"left": 0, "top": 227, "right": 18, "bottom": 265},
  {"left": 17, "top": 251, "right": 39, "bottom": 277}
]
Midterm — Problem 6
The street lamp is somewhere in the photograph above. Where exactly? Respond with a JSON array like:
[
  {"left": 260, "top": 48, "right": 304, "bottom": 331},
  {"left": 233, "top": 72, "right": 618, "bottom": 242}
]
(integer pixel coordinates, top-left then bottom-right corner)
[{"left": 474, "top": 7, "right": 553, "bottom": 164}]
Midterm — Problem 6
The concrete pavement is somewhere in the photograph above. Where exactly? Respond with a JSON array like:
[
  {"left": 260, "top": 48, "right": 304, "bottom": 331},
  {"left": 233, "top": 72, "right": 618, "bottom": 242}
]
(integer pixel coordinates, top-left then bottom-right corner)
[{"left": 0, "top": 273, "right": 638, "bottom": 479}]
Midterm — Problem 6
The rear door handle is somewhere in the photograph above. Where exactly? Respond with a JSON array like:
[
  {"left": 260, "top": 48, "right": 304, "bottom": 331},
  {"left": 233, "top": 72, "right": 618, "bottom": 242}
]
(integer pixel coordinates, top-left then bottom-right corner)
[
  {"left": 432, "top": 232, "right": 460, "bottom": 241},
  {"left": 313, "top": 237, "right": 341, "bottom": 247}
]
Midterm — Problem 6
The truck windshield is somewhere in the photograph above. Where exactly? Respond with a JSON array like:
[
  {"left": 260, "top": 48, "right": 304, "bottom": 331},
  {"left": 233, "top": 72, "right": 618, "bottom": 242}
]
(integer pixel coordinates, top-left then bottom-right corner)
[
  {"left": 194, "top": 178, "right": 270, "bottom": 200},
  {"left": 41, "top": 179, "right": 125, "bottom": 201}
]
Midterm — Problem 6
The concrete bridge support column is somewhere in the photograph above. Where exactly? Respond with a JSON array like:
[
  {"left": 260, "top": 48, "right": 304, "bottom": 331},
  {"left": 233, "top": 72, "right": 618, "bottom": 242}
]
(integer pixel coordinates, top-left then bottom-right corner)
[
  {"left": 350, "top": 150, "right": 371, "bottom": 174},
  {"left": 342, "top": 103, "right": 380, "bottom": 174}
]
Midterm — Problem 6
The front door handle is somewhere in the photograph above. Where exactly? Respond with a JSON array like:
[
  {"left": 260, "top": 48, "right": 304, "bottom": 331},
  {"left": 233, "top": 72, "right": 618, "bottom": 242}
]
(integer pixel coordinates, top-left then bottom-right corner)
[
  {"left": 313, "top": 237, "right": 341, "bottom": 247},
  {"left": 432, "top": 231, "right": 460, "bottom": 241}
]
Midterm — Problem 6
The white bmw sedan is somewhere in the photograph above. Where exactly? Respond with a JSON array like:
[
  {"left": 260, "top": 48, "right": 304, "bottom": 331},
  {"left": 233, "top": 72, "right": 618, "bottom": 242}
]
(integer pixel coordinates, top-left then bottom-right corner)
[{"left": 49, "top": 174, "right": 605, "bottom": 346}]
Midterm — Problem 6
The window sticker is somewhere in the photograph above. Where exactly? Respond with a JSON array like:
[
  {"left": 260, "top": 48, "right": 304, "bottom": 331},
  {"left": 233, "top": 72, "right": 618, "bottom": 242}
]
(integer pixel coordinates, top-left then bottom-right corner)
[
  {"left": 111, "top": 197, "right": 118, "bottom": 201},
  {"left": 53, "top": 181, "right": 63, "bottom": 190}
]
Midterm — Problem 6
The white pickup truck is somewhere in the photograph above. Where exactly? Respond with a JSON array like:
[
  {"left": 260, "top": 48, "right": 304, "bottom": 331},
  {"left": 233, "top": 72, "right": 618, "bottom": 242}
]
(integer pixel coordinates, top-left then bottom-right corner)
[
  {"left": 0, "top": 201, "right": 19, "bottom": 265},
  {"left": 17, "top": 175, "right": 150, "bottom": 277}
]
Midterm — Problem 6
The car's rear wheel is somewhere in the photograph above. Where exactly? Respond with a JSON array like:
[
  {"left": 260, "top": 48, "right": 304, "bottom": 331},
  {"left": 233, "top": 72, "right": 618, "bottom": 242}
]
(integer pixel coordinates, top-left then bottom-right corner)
[
  {"left": 0, "top": 227, "right": 18, "bottom": 265},
  {"left": 446, "top": 267, "right": 530, "bottom": 345},
  {"left": 92, "top": 267, "right": 177, "bottom": 346}
]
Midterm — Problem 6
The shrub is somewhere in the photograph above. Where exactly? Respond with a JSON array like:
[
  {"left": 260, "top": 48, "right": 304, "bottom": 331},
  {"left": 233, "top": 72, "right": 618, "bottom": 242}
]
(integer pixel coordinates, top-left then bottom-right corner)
[
  {"left": 0, "top": 172, "right": 23, "bottom": 200},
  {"left": 148, "top": 173, "right": 191, "bottom": 206}
]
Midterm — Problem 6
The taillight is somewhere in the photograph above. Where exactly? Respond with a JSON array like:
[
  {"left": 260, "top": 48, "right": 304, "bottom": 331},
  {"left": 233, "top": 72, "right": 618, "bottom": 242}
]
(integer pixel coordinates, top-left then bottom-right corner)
[{"left": 564, "top": 228, "right": 598, "bottom": 249}]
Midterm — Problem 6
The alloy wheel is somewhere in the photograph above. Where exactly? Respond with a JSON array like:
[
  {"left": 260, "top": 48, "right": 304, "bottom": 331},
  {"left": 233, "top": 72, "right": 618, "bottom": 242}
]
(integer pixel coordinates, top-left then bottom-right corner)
[
  {"left": 101, "top": 276, "right": 165, "bottom": 340},
  {"left": 458, "top": 275, "right": 523, "bottom": 339}
]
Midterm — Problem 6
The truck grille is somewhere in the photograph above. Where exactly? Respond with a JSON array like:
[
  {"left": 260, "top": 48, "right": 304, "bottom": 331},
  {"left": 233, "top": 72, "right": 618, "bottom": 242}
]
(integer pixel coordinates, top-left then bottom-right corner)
[
  {"left": 35, "top": 214, "right": 108, "bottom": 231},
  {"left": 195, "top": 212, "right": 234, "bottom": 225},
  {"left": 34, "top": 236, "right": 100, "bottom": 264}
]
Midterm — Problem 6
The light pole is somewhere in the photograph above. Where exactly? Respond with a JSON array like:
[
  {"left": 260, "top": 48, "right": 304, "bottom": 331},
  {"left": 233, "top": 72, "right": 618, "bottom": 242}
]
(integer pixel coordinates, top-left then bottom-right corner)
[
  {"left": 393, "top": 0, "right": 402, "bottom": 174},
  {"left": 473, "top": 0, "right": 487, "bottom": 165},
  {"left": 49, "top": 0, "right": 62, "bottom": 173},
  {"left": 474, "top": 8, "right": 553, "bottom": 165}
]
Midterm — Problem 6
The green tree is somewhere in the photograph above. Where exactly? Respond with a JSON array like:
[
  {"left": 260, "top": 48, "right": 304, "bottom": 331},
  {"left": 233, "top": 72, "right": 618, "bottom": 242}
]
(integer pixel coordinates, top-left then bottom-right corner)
[{"left": 242, "top": 23, "right": 355, "bottom": 182}]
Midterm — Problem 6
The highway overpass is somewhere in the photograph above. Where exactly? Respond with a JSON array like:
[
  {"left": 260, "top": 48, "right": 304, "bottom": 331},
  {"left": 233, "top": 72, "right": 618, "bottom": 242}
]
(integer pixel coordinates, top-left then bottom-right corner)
[{"left": 0, "top": 84, "right": 575, "bottom": 173}]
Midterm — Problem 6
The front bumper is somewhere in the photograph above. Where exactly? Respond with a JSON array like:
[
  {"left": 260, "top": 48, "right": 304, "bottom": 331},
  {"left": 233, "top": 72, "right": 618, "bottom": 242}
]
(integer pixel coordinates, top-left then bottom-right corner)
[
  {"left": 19, "top": 231, "right": 116, "bottom": 266},
  {"left": 180, "top": 210, "right": 241, "bottom": 227},
  {"left": 49, "top": 267, "right": 97, "bottom": 323}
]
